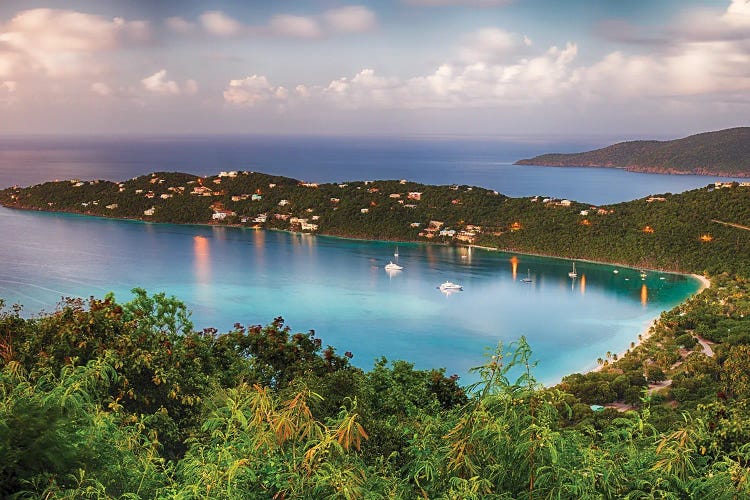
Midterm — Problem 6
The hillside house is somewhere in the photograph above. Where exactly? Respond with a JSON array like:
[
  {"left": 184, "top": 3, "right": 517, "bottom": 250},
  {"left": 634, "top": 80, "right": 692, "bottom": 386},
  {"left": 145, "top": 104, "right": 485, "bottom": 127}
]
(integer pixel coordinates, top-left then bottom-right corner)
[{"left": 408, "top": 192, "right": 422, "bottom": 200}]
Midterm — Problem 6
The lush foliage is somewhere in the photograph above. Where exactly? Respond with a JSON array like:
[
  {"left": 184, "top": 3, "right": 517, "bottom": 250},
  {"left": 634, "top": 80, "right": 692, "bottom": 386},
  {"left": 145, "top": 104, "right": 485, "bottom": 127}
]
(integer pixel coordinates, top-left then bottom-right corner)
[
  {"left": 1, "top": 283, "right": 749, "bottom": 498},
  {"left": 516, "top": 126, "right": 750, "bottom": 176}
]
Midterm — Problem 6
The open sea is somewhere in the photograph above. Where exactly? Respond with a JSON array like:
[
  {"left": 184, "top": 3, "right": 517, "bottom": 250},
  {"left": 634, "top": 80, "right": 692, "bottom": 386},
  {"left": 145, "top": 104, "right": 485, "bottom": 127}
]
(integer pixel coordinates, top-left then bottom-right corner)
[
  {"left": 0, "top": 135, "right": 744, "bottom": 205},
  {"left": 0, "top": 135, "right": 722, "bottom": 384}
]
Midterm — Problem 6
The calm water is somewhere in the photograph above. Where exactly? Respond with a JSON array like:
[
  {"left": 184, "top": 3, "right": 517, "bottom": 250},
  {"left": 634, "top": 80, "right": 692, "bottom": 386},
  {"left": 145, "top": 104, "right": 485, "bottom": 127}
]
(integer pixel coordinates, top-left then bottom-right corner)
[
  {"left": 0, "top": 207, "right": 700, "bottom": 385},
  {"left": 0, "top": 136, "right": 744, "bottom": 205}
]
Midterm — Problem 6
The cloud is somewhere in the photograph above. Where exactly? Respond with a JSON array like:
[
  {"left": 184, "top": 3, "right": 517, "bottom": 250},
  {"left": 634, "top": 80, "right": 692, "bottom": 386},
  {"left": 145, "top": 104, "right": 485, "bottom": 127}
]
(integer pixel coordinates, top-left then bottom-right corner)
[
  {"left": 268, "top": 15, "right": 322, "bottom": 39},
  {"left": 223, "top": 75, "right": 289, "bottom": 105},
  {"left": 600, "top": 0, "right": 750, "bottom": 46},
  {"left": 222, "top": 0, "right": 750, "bottom": 114},
  {"left": 323, "top": 6, "right": 377, "bottom": 34},
  {"left": 404, "top": 0, "right": 513, "bottom": 6},
  {"left": 165, "top": 16, "right": 196, "bottom": 34},
  {"left": 186, "top": 6, "right": 376, "bottom": 39},
  {"left": 458, "top": 28, "right": 526, "bottom": 63},
  {"left": 0, "top": 8, "right": 151, "bottom": 77},
  {"left": 91, "top": 82, "right": 112, "bottom": 96},
  {"left": 225, "top": 39, "right": 579, "bottom": 110},
  {"left": 1, "top": 80, "right": 16, "bottom": 92},
  {"left": 141, "top": 70, "right": 198, "bottom": 96},
  {"left": 200, "top": 11, "right": 243, "bottom": 37}
]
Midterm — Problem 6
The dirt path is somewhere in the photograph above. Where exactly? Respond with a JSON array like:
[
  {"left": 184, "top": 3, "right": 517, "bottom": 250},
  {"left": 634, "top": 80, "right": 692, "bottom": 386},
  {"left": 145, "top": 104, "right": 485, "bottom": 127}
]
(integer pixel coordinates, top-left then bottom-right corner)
[
  {"left": 712, "top": 219, "right": 750, "bottom": 231},
  {"left": 696, "top": 336, "right": 715, "bottom": 357}
]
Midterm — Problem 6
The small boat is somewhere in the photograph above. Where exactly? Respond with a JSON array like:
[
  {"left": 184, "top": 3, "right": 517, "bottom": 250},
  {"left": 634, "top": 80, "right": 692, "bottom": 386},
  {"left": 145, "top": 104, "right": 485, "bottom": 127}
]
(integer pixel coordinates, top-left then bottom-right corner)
[
  {"left": 640, "top": 270, "right": 647, "bottom": 280},
  {"left": 438, "top": 281, "right": 463, "bottom": 291},
  {"left": 384, "top": 261, "right": 403, "bottom": 271},
  {"left": 613, "top": 269, "right": 619, "bottom": 274},
  {"left": 394, "top": 246, "right": 399, "bottom": 257},
  {"left": 521, "top": 269, "right": 533, "bottom": 283},
  {"left": 568, "top": 262, "right": 577, "bottom": 279}
]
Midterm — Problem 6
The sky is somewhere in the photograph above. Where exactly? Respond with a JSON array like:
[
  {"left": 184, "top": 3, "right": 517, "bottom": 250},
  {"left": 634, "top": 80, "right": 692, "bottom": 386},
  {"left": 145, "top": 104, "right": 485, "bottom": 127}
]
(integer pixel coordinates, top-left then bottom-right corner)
[{"left": 0, "top": 0, "right": 748, "bottom": 137}]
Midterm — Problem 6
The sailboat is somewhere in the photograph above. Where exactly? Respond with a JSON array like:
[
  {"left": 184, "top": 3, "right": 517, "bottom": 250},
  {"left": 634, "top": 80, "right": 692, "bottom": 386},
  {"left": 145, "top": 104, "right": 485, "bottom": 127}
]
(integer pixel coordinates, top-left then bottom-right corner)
[
  {"left": 568, "top": 262, "right": 578, "bottom": 279},
  {"left": 384, "top": 261, "right": 403, "bottom": 271},
  {"left": 394, "top": 246, "right": 399, "bottom": 257},
  {"left": 521, "top": 269, "right": 533, "bottom": 283}
]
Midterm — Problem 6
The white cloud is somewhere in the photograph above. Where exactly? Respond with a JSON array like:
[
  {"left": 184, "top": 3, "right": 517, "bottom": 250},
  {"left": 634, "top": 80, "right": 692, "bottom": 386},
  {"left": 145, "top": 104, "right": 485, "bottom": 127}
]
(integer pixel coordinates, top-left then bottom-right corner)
[
  {"left": 323, "top": 6, "right": 377, "bottom": 34},
  {"left": 0, "top": 9, "right": 150, "bottom": 77},
  {"left": 404, "top": 0, "right": 513, "bottom": 6},
  {"left": 141, "top": 70, "right": 197, "bottom": 96},
  {"left": 268, "top": 15, "right": 322, "bottom": 39},
  {"left": 191, "top": 6, "right": 376, "bottom": 39},
  {"left": 91, "top": 82, "right": 112, "bottom": 96},
  {"left": 223, "top": 75, "right": 289, "bottom": 105},
  {"left": 165, "top": 16, "right": 196, "bottom": 34},
  {"left": 459, "top": 28, "right": 525, "bottom": 63},
  {"left": 223, "top": 0, "right": 750, "bottom": 113},
  {"left": 1, "top": 81, "right": 16, "bottom": 92},
  {"left": 200, "top": 11, "right": 243, "bottom": 37}
]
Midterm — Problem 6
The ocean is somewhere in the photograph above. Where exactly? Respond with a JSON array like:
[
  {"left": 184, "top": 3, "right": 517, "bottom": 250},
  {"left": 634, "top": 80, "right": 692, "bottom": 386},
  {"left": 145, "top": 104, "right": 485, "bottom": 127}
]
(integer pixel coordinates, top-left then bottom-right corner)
[{"left": 0, "top": 135, "right": 743, "bottom": 205}]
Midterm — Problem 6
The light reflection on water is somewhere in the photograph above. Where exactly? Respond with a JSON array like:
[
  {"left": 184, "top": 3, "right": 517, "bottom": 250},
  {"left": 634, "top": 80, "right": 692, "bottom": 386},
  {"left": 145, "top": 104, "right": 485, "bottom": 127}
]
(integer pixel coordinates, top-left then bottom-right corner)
[{"left": 0, "top": 207, "right": 701, "bottom": 385}]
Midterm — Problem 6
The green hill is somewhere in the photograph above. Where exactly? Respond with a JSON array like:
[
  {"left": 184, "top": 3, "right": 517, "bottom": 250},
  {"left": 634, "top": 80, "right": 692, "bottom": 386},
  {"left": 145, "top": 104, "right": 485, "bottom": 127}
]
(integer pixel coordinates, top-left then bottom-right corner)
[
  {"left": 515, "top": 127, "right": 750, "bottom": 176},
  {"left": 2, "top": 170, "right": 749, "bottom": 276}
]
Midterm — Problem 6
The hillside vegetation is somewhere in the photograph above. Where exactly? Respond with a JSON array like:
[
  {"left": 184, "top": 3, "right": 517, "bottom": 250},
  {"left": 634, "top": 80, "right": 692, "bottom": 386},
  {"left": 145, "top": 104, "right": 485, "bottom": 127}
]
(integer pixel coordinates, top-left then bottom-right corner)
[
  {"left": 2, "top": 170, "right": 749, "bottom": 275},
  {"left": 0, "top": 279, "right": 749, "bottom": 498},
  {"left": 515, "top": 127, "right": 750, "bottom": 176}
]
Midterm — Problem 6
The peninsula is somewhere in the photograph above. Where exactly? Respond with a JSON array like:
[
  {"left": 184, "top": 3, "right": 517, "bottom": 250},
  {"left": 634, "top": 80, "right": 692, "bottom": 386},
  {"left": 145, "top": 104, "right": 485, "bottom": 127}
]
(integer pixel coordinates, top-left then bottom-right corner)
[
  {"left": 515, "top": 127, "right": 750, "bottom": 177},
  {"left": 1, "top": 170, "right": 749, "bottom": 276}
]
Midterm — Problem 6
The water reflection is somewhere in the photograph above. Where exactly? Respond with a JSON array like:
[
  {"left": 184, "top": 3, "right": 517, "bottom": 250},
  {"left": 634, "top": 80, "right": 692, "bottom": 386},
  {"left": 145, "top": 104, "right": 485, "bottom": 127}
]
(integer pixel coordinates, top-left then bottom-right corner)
[
  {"left": 193, "top": 235, "right": 210, "bottom": 283},
  {"left": 641, "top": 283, "right": 648, "bottom": 307},
  {"left": 580, "top": 274, "right": 586, "bottom": 296},
  {"left": 510, "top": 255, "right": 519, "bottom": 281}
]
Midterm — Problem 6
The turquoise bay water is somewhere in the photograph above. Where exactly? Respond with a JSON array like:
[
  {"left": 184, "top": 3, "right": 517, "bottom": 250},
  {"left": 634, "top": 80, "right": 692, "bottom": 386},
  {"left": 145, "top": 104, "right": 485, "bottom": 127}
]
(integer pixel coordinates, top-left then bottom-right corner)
[{"left": 0, "top": 207, "right": 700, "bottom": 385}]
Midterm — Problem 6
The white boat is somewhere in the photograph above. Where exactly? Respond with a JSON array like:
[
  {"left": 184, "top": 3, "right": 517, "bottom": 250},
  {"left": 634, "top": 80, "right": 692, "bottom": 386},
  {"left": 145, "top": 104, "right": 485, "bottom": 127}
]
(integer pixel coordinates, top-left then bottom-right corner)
[
  {"left": 384, "top": 261, "right": 403, "bottom": 271},
  {"left": 521, "top": 269, "right": 533, "bottom": 283},
  {"left": 568, "top": 262, "right": 578, "bottom": 279},
  {"left": 640, "top": 270, "right": 647, "bottom": 280},
  {"left": 438, "top": 281, "right": 463, "bottom": 291},
  {"left": 394, "top": 246, "right": 399, "bottom": 257},
  {"left": 613, "top": 269, "right": 619, "bottom": 274}
]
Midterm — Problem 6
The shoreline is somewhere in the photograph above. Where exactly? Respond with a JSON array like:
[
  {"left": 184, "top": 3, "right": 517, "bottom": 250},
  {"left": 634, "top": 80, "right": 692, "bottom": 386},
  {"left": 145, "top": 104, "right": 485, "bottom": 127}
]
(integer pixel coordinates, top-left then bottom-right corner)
[
  {"left": 587, "top": 272, "right": 711, "bottom": 375},
  {"left": 1, "top": 203, "right": 699, "bottom": 276},
  {"left": 0, "top": 203, "right": 714, "bottom": 384}
]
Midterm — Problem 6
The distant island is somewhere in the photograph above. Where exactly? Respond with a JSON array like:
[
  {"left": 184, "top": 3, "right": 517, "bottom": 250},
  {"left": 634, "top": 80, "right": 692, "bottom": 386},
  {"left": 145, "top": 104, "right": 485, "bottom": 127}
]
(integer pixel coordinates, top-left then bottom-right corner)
[
  {"left": 2, "top": 170, "right": 749, "bottom": 276},
  {"left": 515, "top": 127, "right": 750, "bottom": 177}
]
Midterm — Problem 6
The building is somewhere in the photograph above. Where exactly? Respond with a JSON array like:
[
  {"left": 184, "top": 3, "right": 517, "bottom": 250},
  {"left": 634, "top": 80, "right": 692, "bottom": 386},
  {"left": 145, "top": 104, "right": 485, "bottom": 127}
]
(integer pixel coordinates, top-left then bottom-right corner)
[{"left": 408, "top": 192, "right": 422, "bottom": 200}]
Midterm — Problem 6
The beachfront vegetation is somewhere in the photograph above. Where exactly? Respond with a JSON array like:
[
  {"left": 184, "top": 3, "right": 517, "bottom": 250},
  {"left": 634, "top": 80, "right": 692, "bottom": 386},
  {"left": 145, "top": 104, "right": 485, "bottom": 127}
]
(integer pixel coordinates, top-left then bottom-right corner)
[{"left": 0, "top": 278, "right": 749, "bottom": 498}]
